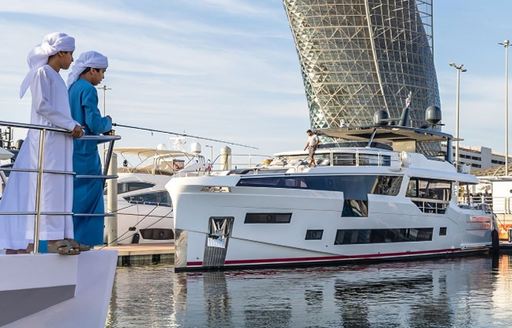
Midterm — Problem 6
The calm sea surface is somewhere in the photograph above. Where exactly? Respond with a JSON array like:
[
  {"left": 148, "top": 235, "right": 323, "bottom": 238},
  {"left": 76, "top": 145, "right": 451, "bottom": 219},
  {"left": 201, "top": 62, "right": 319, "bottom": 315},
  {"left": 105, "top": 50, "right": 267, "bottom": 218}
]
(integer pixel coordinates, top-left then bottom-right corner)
[{"left": 106, "top": 254, "right": 512, "bottom": 328}]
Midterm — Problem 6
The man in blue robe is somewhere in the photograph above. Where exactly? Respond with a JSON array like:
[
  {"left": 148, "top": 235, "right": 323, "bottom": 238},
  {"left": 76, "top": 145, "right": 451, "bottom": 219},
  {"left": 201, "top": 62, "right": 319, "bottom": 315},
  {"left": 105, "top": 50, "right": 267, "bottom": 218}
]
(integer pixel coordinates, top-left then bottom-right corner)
[{"left": 68, "top": 51, "right": 112, "bottom": 246}]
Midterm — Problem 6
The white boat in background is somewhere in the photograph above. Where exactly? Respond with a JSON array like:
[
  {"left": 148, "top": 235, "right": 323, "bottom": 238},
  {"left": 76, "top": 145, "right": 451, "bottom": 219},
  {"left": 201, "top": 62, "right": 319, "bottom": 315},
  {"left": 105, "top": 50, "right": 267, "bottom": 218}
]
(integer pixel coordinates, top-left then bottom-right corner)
[
  {"left": 0, "top": 147, "right": 13, "bottom": 195},
  {"left": 168, "top": 109, "right": 498, "bottom": 271},
  {"left": 110, "top": 146, "right": 207, "bottom": 245}
]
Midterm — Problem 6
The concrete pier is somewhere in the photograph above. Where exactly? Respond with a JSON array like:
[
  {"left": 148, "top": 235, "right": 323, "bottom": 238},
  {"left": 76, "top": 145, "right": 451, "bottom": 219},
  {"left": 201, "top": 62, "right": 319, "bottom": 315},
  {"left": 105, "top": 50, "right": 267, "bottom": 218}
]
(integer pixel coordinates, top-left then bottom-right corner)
[{"left": 102, "top": 243, "right": 175, "bottom": 266}]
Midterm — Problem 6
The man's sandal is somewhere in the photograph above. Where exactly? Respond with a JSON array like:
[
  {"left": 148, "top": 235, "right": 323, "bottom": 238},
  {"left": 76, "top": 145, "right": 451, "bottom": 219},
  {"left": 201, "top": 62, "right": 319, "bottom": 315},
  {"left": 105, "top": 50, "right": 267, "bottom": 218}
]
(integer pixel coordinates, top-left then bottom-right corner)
[
  {"left": 48, "top": 240, "right": 80, "bottom": 256},
  {"left": 66, "top": 239, "right": 91, "bottom": 252}
]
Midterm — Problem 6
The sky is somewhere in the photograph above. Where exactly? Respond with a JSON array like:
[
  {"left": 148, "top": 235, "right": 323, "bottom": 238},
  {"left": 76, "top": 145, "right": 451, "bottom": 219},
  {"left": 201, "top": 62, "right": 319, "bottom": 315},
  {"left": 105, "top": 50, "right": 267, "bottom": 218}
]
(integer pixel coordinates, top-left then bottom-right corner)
[{"left": 0, "top": 0, "right": 511, "bottom": 158}]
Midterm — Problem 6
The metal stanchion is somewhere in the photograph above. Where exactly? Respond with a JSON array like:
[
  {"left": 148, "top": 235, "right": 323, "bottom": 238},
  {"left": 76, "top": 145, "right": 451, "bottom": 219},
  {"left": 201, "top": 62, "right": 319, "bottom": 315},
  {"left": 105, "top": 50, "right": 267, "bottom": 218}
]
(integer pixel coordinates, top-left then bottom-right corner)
[
  {"left": 33, "top": 129, "right": 46, "bottom": 254},
  {"left": 106, "top": 152, "right": 118, "bottom": 246}
]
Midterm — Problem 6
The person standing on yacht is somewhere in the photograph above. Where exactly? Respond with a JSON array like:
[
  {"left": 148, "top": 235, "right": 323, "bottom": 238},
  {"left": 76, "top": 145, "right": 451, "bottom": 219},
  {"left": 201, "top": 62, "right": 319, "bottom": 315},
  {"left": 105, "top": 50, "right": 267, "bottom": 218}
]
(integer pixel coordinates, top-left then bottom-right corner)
[
  {"left": 0, "top": 32, "right": 83, "bottom": 253},
  {"left": 304, "top": 129, "right": 319, "bottom": 167},
  {"left": 67, "top": 51, "right": 112, "bottom": 247}
]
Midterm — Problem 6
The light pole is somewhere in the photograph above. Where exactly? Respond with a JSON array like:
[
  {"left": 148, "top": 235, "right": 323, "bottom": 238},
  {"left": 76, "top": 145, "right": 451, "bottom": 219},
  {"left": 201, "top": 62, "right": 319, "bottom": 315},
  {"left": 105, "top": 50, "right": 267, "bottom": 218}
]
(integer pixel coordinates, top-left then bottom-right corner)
[
  {"left": 499, "top": 40, "right": 511, "bottom": 176},
  {"left": 449, "top": 63, "right": 467, "bottom": 170},
  {"left": 205, "top": 144, "right": 213, "bottom": 162}
]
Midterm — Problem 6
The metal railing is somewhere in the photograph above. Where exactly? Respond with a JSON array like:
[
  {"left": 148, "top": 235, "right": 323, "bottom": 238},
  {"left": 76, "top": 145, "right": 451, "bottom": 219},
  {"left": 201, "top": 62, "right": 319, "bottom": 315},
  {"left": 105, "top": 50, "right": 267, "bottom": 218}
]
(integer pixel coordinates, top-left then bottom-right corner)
[{"left": 0, "top": 120, "right": 120, "bottom": 253}]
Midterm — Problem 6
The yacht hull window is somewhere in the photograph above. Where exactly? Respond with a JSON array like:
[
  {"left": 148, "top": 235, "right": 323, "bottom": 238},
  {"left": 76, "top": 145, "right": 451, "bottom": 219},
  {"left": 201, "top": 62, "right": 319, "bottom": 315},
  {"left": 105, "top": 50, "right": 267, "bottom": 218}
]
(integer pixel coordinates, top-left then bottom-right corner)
[
  {"left": 117, "top": 182, "right": 155, "bottom": 194},
  {"left": 244, "top": 213, "right": 292, "bottom": 224},
  {"left": 305, "top": 229, "right": 323, "bottom": 240},
  {"left": 334, "top": 228, "right": 434, "bottom": 245},
  {"left": 139, "top": 228, "right": 174, "bottom": 240},
  {"left": 124, "top": 191, "right": 172, "bottom": 207}
]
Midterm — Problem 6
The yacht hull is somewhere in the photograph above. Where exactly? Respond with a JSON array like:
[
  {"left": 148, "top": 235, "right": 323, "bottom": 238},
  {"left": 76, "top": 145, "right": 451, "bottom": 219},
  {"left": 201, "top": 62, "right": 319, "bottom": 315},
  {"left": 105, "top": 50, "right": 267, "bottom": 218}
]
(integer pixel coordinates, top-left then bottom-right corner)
[
  {"left": 168, "top": 175, "right": 493, "bottom": 272},
  {"left": 0, "top": 250, "right": 117, "bottom": 328}
]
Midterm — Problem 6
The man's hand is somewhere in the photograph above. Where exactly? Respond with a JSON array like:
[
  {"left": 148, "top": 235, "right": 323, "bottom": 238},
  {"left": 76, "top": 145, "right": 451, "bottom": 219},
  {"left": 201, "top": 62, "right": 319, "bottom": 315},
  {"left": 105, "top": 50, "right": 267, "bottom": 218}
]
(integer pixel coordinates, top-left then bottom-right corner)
[{"left": 70, "top": 125, "right": 84, "bottom": 138}]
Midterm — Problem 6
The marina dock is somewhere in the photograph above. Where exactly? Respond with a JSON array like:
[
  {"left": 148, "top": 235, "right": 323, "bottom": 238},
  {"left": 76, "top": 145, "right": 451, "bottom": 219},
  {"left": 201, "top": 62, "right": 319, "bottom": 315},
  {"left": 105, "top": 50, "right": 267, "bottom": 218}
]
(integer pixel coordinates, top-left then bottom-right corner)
[{"left": 103, "top": 243, "right": 175, "bottom": 266}]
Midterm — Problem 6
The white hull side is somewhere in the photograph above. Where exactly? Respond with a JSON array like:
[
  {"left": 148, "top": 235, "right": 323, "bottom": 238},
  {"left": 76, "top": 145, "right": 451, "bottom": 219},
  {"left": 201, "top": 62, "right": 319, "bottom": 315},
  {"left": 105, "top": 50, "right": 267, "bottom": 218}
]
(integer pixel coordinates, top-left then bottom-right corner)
[
  {"left": 170, "top": 177, "right": 492, "bottom": 270},
  {"left": 116, "top": 202, "right": 174, "bottom": 244},
  {"left": 0, "top": 250, "right": 117, "bottom": 328}
]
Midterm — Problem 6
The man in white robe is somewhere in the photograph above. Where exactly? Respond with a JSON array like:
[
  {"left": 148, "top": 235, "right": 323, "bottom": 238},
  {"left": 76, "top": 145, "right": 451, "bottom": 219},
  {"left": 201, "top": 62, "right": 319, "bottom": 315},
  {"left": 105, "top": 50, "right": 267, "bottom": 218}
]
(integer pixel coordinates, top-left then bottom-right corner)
[{"left": 0, "top": 32, "right": 83, "bottom": 251}]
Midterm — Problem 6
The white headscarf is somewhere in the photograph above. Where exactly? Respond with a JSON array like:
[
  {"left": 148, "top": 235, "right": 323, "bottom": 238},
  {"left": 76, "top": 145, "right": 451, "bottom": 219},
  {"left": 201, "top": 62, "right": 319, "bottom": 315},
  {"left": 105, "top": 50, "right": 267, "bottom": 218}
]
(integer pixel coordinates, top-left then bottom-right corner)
[
  {"left": 19, "top": 32, "right": 75, "bottom": 98},
  {"left": 67, "top": 51, "right": 108, "bottom": 88}
]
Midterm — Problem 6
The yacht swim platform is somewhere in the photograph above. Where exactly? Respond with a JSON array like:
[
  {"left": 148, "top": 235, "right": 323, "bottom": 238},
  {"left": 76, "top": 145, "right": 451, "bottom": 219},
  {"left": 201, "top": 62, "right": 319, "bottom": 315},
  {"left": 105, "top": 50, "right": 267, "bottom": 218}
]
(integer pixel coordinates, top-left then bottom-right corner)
[{"left": 103, "top": 242, "right": 175, "bottom": 266}]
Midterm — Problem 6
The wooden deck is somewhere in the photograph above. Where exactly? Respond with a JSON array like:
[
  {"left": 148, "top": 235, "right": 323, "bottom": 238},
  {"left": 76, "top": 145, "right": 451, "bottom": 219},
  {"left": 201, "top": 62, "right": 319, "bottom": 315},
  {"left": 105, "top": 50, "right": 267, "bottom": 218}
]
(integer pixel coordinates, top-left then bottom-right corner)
[{"left": 101, "top": 243, "right": 175, "bottom": 266}]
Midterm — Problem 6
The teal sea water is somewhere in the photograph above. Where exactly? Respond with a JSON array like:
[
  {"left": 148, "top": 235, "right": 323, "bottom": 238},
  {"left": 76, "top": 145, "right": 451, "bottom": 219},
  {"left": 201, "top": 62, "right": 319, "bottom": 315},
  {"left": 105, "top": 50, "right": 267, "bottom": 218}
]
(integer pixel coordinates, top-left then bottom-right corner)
[{"left": 106, "top": 254, "right": 512, "bottom": 328}]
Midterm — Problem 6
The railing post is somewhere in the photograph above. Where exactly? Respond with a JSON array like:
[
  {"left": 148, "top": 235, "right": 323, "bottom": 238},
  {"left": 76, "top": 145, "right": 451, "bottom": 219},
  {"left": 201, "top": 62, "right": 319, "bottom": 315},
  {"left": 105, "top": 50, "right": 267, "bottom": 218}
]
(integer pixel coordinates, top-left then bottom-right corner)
[
  {"left": 33, "top": 129, "right": 46, "bottom": 254},
  {"left": 106, "top": 153, "right": 118, "bottom": 245}
]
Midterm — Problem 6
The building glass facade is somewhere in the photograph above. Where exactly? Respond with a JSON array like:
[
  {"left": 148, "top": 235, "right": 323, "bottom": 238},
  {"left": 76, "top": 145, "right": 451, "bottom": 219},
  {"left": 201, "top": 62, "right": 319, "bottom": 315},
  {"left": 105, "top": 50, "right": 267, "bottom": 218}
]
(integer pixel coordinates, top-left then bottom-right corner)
[{"left": 283, "top": 0, "right": 440, "bottom": 153}]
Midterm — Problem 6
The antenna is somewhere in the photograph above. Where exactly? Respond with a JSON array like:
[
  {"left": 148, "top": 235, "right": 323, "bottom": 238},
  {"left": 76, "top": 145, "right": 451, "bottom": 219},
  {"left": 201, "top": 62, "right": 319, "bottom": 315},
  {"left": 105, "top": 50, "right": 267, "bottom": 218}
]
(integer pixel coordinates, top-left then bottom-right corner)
[
  {"left": 97, "top": 85, "right": 112, "bottom": 116},
  {"left": 399, "top": 91, "right": 412, "bottom": 127}
]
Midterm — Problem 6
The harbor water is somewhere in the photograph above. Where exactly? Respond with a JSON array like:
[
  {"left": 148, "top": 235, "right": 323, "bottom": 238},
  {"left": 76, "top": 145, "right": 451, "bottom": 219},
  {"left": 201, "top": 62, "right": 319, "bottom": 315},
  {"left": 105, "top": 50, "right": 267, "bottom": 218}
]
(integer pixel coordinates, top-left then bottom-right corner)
[{"left": 106, "top": 254, "right": 512, "bottom": 328}]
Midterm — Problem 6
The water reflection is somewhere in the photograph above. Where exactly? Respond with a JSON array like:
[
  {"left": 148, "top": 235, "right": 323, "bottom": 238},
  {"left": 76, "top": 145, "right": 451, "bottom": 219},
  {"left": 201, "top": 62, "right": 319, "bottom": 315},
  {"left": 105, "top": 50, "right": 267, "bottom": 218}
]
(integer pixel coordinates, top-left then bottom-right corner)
[{"left": 107, "top": 255, "right": 512, "bottom": 328}]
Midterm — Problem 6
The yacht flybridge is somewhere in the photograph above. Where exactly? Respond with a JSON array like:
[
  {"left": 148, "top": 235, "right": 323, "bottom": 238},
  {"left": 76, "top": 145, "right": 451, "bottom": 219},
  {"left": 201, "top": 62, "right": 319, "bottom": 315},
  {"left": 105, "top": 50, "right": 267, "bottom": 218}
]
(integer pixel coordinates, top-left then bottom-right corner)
[{"left": 167, "top": 113, "right": 496, "bottom": 271}]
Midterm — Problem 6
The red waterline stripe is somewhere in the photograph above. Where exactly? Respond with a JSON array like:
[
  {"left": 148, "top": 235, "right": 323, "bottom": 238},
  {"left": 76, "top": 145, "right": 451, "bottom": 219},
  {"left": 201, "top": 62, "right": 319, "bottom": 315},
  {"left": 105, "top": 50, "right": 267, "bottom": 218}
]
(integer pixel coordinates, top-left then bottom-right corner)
[{"left": 186, "top": 248, "right": 467, "bottom": 266}]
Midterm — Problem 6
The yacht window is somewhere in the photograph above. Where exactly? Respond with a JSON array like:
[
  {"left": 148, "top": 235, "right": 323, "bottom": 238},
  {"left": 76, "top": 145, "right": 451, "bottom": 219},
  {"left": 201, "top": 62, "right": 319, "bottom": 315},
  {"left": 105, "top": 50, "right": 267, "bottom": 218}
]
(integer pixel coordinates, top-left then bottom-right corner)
[
  {"left": 406, "top": 178, "right": 451, "bottom": 214},
  {"left": 358, "top": 154, "right": 378, "bottom": 166},
  {"left": 315, "top": 154, "right": 330, "bottom": 166},
  {"left": 334, "top": 228, "right": 433, "bottom": 245},
  {"left": 342, "top": 200, "right": 368, "bottom": 217},
  {"left": 124, "top": 191, "right": 171, "bottom": 207},
  {"left": 118, "top": 182, "right": 155, "bottom": 194},
  {"left": 406, "top": 178, "right": 451, "bottom": 201},
  {"left": 371, "top": 176, "right": 403, "bottom": 196},
  {"left": 332, "top": 153, "right": 391, "bottom": 166},
  {"left": 238, "top": 175, "right": 402, "bottom": 199},
  {"left": 244, "top": 213, "right": 292, "bottom": 224},
  {"left": 305, "top": 230, "right": 323, "bottom": 240},
  {"left": 333, "top": 153, "right": 356, "bottom": 166},
  {"left": 237, "top": 177, "right": 283, "bottom": 187}
]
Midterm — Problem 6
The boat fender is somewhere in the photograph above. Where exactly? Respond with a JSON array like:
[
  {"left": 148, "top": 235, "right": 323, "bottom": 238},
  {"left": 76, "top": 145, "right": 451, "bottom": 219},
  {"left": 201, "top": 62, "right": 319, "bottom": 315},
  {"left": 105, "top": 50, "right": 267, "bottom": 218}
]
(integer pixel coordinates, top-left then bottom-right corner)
[
  {"left": 400, "top": 151, "right": 411, "bottom": 167},
  {"left": 491, "top": 229, "right": 499, "bottom": 254}
]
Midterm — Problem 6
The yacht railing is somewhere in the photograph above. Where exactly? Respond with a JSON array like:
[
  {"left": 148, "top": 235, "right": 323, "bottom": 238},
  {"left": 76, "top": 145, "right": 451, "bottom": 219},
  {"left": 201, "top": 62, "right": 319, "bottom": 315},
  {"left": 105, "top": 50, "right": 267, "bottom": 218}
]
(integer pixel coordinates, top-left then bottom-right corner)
[
  {"left": 0, "top": 120, "right": 121, "bottom": 253},
  {"left": 411, "top": 198, "right": 449, "bottom": 214}
]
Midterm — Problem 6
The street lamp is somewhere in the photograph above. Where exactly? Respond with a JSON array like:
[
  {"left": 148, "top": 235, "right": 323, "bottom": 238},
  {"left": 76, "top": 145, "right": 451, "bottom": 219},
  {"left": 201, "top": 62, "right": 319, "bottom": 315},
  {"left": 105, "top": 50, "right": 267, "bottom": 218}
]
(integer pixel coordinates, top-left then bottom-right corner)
[
  {"left": 449, "top": 62, "right": 467, "bottom": 170},
  {"left": 499, "top": 40, "right": 511, "bottom": 176}
]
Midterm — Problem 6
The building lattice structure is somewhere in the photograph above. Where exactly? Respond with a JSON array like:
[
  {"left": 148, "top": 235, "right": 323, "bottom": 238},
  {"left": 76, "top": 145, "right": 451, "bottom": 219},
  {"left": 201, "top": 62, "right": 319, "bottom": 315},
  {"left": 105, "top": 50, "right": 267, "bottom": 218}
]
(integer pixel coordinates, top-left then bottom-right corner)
[{"left": 283, "top": 0, "right": 440, "bottom": 153}]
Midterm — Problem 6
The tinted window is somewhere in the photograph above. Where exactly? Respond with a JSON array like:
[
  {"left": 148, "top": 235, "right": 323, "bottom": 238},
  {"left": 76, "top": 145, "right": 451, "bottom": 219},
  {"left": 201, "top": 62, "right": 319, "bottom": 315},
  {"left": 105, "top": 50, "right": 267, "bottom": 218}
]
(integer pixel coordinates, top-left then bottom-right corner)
[
  {"left": 334, "top": 228, "right": 433, "bottom": 245},
  {"left": 305, "top": 230, "right": 323, "bottom": 240},
  {"left": 118, "top": 182, "right": 155, "bottom": 194},
  {"left": 333, "top": 153, "right": 356, "bottom": 166},
  {"left": 372, "top": 176, "right": 403, "bottom": 196},
  {"left": 342, "top": 200, "right": 368, "bottom": 217},
  {"left": 331, "top": 153, "right": 391, "bottom": 166},
  {"left": 406, "top": 178, "right": 451, "bottom": 201},
  {"left": 124, "top": 191, "right": 171, "bottom": 207},
  {"left": 244, "top": 213, "right": 292, "bottom": 224}
]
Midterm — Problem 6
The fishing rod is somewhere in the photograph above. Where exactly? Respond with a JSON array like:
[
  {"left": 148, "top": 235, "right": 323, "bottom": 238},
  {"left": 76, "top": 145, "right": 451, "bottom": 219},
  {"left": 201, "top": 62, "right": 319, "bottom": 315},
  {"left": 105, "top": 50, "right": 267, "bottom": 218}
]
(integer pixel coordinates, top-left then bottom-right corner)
[{"left": 112, "top": 122, "right": 258, "bottom": 150}]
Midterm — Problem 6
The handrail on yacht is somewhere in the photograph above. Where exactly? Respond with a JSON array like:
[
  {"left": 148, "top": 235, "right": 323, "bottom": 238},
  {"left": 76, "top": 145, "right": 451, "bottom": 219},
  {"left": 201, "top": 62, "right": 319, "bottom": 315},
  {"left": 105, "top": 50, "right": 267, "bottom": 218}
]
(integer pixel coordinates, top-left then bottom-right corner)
[{"left": 0, "top": 120, "right": 121, "bottom": 253}]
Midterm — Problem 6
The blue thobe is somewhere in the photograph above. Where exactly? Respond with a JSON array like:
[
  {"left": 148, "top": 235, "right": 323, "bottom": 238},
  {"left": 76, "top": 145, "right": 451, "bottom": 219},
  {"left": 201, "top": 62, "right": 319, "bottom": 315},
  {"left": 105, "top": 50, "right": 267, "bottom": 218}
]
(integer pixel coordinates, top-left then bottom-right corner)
[{"left": 69, "top": 78, "right": 112, "bottom": 246}]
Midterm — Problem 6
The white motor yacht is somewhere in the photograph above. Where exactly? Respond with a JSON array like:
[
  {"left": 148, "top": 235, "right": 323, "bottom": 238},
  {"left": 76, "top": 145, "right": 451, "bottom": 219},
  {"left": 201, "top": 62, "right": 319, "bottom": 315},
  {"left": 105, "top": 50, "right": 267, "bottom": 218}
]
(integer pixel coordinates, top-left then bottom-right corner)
[
  {"left": 168, "top": 118, "right": 496, "bottom": 271},
  {"left": 110, "top": 146, "right": 206, "bottom": 245}
]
